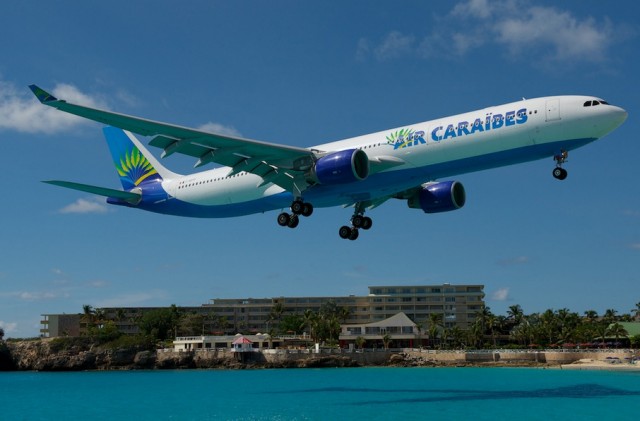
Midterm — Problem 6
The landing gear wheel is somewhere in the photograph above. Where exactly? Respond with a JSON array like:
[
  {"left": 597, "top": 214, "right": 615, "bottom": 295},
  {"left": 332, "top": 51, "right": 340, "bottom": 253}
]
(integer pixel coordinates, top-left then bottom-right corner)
[
  {"left": 352, "top": 215, "right": 364, "bottom": 228},
  {"left": 302, "top": 203, "right": 314, "bottom": 217},
  {"left": 287, "top": 214, "right": 299, "bottom": 228},
  {"left": 291, "top": 200, "right": 304, "bottom": 215},
  {"left": 348, "top": 228, "right": 359, "bottom": 241},
  {"left": 277, "top": 212, "right": 290, "bottom": 227},
  {"left": 339, "top": 226, "right": 352, "bottom": 239},
  {"left": 552, "top": 167, "right": 568, "bottom": 180},
  {"left": 361, "top": 216, "right": 373, "bottom": 230}
]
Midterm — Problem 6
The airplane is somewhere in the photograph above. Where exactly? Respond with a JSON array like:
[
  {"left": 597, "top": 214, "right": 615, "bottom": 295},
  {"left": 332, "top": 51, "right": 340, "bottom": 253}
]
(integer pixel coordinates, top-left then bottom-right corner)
[{"left": 30, "top": 85, "right": 627, "bottom": 240}]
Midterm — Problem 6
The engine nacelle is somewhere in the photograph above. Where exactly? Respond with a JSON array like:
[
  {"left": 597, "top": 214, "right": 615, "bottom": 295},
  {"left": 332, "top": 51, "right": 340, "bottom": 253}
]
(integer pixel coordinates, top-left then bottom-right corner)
[
  {"left": 310, "top": 149, "right": 369, "bottom": 185},
  {"left": 407, "top": 181, "right": 466, "bottom": 213}
]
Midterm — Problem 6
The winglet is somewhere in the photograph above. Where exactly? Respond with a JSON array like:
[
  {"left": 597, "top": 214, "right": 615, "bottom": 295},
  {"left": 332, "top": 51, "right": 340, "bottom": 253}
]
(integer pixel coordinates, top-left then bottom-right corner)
[{"left": 28, "top": 84, "right": 58, "bottom": 103}]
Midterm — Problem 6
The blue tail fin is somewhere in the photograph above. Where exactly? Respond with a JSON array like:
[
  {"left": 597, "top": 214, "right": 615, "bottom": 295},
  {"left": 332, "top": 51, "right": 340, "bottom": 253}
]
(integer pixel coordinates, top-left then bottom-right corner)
[{"left": 102, "top": 127, "right": 178, "bottom": 190}]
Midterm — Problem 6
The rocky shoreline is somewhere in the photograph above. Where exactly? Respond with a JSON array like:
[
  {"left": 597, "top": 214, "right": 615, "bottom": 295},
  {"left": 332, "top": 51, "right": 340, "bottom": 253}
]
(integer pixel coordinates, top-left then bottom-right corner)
[{"left": 1, "top": 339, "right": 637, "bottom": 371}]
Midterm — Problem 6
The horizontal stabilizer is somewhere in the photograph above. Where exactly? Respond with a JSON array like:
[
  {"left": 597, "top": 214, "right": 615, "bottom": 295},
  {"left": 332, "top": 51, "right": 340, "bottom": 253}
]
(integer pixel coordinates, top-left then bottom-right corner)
[{"left": 43, "top": 180, "right": 141, "bottom": 204}]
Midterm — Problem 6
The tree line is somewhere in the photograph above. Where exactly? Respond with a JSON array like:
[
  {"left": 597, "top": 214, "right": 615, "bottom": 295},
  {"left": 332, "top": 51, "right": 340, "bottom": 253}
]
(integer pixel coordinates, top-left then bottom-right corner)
[
  {"left": 76, "top": 301, "right": 640, "bottom": 349},
  {"left": 424, "top": 304, "right": 640, "bottom": 349}
]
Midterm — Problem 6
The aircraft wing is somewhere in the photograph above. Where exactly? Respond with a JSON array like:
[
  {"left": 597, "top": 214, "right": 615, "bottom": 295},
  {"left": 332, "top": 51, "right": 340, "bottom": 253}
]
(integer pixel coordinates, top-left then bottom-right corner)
[
  {"left": 30, "top": 85, "right": 316, "bottom": 191},
  {"left": 43, "top": 180, "right": 141, "bottom": 204}
]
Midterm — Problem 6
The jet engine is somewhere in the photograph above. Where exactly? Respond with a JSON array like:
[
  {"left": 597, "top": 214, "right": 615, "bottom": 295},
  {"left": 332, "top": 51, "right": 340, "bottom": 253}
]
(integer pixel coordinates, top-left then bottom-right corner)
[
  {"left": 407, "top": 181, "right": 466, "bottom": 213},
  {"left": 309, "top": 149, "right": 369, "bottom": 185}
]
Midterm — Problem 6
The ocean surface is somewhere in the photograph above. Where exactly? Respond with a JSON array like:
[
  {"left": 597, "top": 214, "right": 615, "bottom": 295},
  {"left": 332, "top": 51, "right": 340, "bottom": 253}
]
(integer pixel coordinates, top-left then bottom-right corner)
[{"left": 2, "top": 367, "right": 640, "bottom": 420}]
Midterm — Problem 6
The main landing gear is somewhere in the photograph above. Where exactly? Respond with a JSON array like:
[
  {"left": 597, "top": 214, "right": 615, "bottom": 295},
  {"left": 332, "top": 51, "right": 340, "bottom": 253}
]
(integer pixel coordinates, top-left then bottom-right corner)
[
  {"left": 276, "top": 199, "right": 373, "bottom": 241},
  {"left": 277, "top": 199, "right": 313, "bottom": 229},
  {"left": 338, "top": 211, "right": 373, "bottom": 241},
  {"left": 552, "top": 150, "right": 568, "bottom": 180}
]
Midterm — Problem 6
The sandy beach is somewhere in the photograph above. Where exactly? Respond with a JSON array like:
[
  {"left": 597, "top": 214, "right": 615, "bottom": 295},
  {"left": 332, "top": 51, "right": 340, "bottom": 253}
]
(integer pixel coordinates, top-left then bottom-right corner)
[{"left": 560, "top": 358, "right": 640, "bottom": 371}]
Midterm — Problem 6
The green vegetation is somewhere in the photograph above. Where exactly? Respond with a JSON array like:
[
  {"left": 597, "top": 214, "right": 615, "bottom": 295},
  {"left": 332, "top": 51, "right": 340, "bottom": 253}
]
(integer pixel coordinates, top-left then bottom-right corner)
[
  {"left": 429, "top": 304, "right": 638, "bottom": 350},
  {"left": 61, "top": 300, "right": 639, "bottom": 350}
]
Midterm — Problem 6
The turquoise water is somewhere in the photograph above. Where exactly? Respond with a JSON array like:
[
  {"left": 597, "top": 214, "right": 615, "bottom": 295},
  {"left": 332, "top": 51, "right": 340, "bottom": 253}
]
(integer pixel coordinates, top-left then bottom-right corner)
[{"left": 2, "top": 368, "right": 640, "bottom": 420}]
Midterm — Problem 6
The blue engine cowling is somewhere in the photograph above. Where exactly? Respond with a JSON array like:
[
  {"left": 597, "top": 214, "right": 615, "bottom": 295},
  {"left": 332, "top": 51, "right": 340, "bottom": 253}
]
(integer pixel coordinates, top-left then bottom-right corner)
[
  {"left": 310, "top": 149, "right": 369, "bottom": 185},
  {"left": 407, "top": 181, "right": 466, "bottom": 213}
]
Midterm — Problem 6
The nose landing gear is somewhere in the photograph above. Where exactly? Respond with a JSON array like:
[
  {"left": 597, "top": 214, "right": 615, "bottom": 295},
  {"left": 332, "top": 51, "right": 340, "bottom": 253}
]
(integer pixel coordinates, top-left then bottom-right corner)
[{"left": 553, "top": 150, "right": 568, "bottom": 180}]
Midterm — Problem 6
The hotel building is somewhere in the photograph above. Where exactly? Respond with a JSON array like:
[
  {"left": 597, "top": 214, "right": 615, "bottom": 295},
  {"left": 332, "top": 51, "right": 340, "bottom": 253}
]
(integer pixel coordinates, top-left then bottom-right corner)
[{"left": 40, "top": 283, "right": 484, "bottom": 337}]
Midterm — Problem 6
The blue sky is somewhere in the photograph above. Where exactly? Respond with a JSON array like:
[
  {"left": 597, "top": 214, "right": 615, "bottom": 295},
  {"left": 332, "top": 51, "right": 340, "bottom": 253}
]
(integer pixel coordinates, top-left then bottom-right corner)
[{"left": 1, "top": 1, "right": 638, "bottom": 338}]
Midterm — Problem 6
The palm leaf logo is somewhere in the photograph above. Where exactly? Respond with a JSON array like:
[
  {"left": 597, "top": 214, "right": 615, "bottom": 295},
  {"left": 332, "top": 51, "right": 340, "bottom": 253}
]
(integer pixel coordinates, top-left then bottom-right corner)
[
  {"left": 115, "top": 147, "right": 157, "bottom": 186},
  {"left": 386, "top": 128, "right": 415, "bottom": 149}
]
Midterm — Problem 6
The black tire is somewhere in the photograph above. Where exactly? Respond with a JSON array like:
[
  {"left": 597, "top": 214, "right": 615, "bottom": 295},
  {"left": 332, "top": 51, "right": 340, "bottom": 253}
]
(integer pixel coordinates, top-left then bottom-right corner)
[
  {"left": 559, "top": 168, "right": 568, "bottom": 180},
  {"left": 302, "top": 203, "right": 314, "bottom": 217},
  {"left": 349, "top": 228, "right": 359, "bottom": 241},
  {"left": 288, "top": 214, "right": 299, "bottom": 228},
  {"left": 361, "top": 217, "right": 373, "bottom": 230},
  {"left": 277, "top": 212, "right": 290, "bottom": 226},
  {"left": 552, "top": 168, "right": 563, "bottom": 179},
  {"left": 339, "top": 226, "right": 352, "bottom": 239},
  {"left": 291, "top": 200, "right": 304, "bottom": 215},
  {"left": 352, "top": 215, "right": 364, "bottom": 228}
]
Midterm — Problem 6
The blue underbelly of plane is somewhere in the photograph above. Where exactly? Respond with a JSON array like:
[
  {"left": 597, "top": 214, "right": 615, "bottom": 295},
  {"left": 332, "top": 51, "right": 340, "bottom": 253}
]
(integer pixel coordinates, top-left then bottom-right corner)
[{"left": 134, "top": 136, "right": 596, "bottom": 218}]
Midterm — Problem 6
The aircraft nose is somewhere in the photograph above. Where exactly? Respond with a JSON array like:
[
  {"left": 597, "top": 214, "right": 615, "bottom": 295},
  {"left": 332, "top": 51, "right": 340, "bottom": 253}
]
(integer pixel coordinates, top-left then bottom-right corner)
[{"left": 611, "top": 105, "right": 628, "bottom": 127}]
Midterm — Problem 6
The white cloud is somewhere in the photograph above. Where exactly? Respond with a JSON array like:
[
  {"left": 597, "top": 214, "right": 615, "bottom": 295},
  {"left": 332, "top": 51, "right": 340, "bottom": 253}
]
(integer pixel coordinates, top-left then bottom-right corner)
[
  {"left": 451, "top": 0, "right": 496, "bottom": 19},
  {"left": 491, "top": 288, "right": 510, "bottom": 301},
  {"left": 374, "top": 31, "right": 416, "bottom": 61},
  {"left": 0, "top": 320, "right": 18, "bottom": 334},
  {"left": 495, "top": 6, "right": 612, "bottom": 61},
  {"left": 197, "top": 122, "right": 242, "bottom": 138},
  {"left": 88, "top": 280, "right": 108, "bottom": 288},
  {"left": 59, "top": 198, "right": 109, "bottom": 214},
  {"left": 629, "top": 243, "right": 640, "bottom": 250},
  {"left": 17, "top": 291, "right": 64, "bottom": 301},
  {"left": 0, "top": 79, "right": 106, "bottom": 134},
  {"left": 497, "top": 256, "right": 530, "bottom": 266},
  {"left": 358, "top": 1, "right": 621, "bottom": 65}
]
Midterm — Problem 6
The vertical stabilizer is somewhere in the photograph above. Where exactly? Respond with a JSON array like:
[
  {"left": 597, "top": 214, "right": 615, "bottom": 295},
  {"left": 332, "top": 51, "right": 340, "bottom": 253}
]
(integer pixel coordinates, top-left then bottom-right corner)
[{"left": 102, "top": 127, "right": 180, "bottom": 190}]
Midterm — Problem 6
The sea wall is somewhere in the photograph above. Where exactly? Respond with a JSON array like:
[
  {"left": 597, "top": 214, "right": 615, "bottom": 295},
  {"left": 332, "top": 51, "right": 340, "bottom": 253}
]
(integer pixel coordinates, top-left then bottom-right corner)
[
  {"left": 2, "top": 338, "right": 636, "bottom": 371},
  {"left": 400, "top": 349, "right": 636, "bottom": 366}
]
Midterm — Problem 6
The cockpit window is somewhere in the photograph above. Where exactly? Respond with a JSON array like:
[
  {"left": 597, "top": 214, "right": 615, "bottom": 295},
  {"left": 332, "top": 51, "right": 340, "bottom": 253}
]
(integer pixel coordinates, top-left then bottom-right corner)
[{"left": 583, "top": 99, "right": 609, "bottom": 107}]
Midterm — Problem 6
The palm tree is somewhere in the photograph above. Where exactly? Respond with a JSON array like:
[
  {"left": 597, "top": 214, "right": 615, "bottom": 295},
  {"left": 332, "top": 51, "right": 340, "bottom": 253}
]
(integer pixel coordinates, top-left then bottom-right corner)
[
  {"left": 338, "top": 307, "right": 351, "bottom": 324},
  {"left": 355, "top": 336, "right": 366, "bottom": 350},
  {"left": 606, "top": 323, "right": 629, "bottom": 347},
  {"left": 594, "top": 321, "right": 609, "bottom": 347},
  {"left": 448, "top": 326, "right": 465, "bottom": 349},
  {"left": 631, "top": 302, "right": 640, "bottom": 321},
  {"left": 426, "top": 313, "right": 443, "bottom": 348},
  {"left": 486, "top": 314, "right": 499, "bottom": 347},
  {"left": 539, "top": 309, "right": 557, "bottom": 346},
  {"left": 507, "top": 305, "right": 524, "bottom": 326},
  {"left": 603, "top": 309, "right": 618, "bottom": 323},
  {"left": 115, "top": 308, "right": 126, "bottom": 322},
  {"left": 583, "top": 310, "right": 598, "bottom": 323},
  {"left": 302, "top": 309, "right": 317, "bottom": 341},
  {"left": 468, "top": 320, "right": 484, "bottom": 348},
  {"left": 382, "top": 333, "right": 392, "bottom": 350},
  {"left": 81, "top": 304, "right": 95, "bottom": 334}
]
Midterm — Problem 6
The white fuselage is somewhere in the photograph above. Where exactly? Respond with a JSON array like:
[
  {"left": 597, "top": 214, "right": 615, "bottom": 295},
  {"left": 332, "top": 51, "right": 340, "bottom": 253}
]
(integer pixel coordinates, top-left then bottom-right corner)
[{"left": 157, "top": 95, "right": 626, "bottom": 216}]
